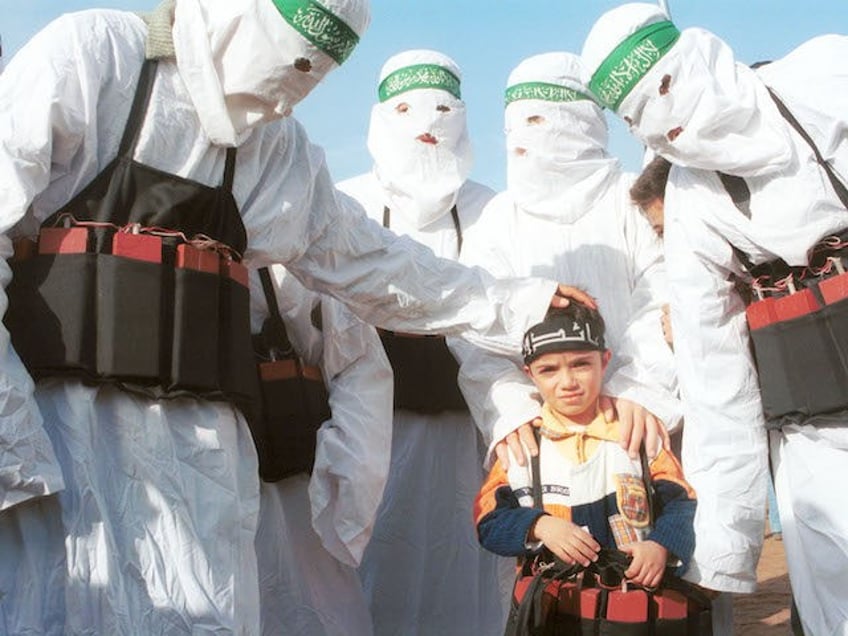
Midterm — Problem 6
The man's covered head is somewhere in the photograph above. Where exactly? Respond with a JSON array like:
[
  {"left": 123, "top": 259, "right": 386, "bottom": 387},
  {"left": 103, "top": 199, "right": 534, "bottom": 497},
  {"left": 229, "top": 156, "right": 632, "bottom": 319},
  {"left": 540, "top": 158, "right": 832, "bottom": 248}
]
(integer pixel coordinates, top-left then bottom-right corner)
[
  {"left": 367, "top": 49, "right": 473, "bottom": 228},
  {"left": 504, "top": 51, "right": 617, "bottom": 221},
  {"left": 581, "top": 3, "right": 792, "bottom": 176},
  {"left": 173, "top": 0, "right": 370, "bottom": 145}
]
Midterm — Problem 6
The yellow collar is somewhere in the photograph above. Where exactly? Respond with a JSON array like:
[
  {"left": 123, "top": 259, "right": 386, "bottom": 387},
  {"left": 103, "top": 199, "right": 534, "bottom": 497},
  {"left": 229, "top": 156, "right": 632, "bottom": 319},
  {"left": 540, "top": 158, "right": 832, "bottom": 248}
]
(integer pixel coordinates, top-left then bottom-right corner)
[{"left": 536, "top": 402, "right": 620, "bottom": 442}]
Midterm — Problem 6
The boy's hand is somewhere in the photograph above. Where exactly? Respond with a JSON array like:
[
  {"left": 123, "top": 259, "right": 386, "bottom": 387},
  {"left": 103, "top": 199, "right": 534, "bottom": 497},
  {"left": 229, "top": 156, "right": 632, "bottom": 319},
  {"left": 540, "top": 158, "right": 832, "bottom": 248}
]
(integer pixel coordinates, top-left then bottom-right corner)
[
  {"left": 530, "top": 516, "right": 600, "bottom": 567},
  {"left": 621, "top": 540, "right": 668, "bottom": 588},
  {"left": 494, "top": 420, "right": 540, "bottom": 469}
]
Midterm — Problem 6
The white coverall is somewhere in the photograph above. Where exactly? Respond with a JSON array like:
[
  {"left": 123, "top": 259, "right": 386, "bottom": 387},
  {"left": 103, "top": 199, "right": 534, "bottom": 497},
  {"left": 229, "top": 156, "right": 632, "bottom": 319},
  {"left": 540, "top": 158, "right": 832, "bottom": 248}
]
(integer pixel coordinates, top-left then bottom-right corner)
[
  {"left": 336, "top": 48, "right": 513, "bottom": 636},
  {"left": 0, "top": 9, "right": 555, "bottom": 634},
  {"left": 582, "top": 6, "right": 848, "bottom": 633},
  {"left": 249, "top": 265, "right": 393, "bottom": 636},
  {"left": 451, "top": 52, "right": 680, "bottom": 463}
]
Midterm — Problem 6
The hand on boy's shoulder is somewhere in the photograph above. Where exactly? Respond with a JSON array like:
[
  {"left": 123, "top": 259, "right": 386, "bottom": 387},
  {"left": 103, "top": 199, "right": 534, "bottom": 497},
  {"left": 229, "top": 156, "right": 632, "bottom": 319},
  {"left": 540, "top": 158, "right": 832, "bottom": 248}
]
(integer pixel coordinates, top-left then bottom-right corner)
[
  {"left": 600, "top": 396, "right": 670, "bottom": 460},
  {"left": 494, "top": 419, "right": 540, "bottom": 470}
]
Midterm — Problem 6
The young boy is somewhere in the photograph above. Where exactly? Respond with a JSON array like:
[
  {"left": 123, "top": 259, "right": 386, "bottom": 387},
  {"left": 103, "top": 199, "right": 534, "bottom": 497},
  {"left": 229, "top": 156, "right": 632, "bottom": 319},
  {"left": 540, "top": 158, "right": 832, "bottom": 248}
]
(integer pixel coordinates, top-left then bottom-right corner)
[{"left": 474, "top": 302, "right": 696, "bottom": 589}]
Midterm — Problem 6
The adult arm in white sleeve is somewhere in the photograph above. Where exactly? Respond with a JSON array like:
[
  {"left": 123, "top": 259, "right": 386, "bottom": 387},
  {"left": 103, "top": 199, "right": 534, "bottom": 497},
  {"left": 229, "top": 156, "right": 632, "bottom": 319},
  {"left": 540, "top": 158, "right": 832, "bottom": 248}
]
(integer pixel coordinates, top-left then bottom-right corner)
[
  {"left": 603, "top": 203, "right": 682, "bottom": 431},
  {"left": 664, "top": 177, "right": 768, "bottom": 593},
  {"left": 447, "top": 204, "right": 540, "bottom": 465},
  {"left": 245, "top": 147, "right": 561, "bottom": 355},
  {"left": 0, "top": 16, "right": 127, "bottom": 507},
  {"left": 308, "top": 295, "right": 394, "bottom": 568}
]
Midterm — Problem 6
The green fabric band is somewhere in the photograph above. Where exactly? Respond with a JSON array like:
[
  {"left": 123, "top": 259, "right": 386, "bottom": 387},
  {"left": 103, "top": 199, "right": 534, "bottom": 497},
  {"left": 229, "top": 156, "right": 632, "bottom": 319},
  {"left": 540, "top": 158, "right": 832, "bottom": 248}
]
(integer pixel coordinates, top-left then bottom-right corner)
[
  {"left": 589, "top": 20, "right": 680, "bottom": 112},
  {"left": 378, "top": 64, "right": 461, "bottom": 102},
  {"left": 504, "top": 82, "right": 592, "bottom": 107},
  {"left": 271, "top": 0, "right": 359, "bottom": 65}
]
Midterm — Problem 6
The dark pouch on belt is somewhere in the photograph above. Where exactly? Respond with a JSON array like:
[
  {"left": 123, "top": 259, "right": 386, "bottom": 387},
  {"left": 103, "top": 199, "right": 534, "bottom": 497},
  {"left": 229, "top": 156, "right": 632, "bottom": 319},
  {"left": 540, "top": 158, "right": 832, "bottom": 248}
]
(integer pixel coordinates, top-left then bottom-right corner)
[
  {"left": 218, "top": 260, "right": 261, "bottom": 415},
  {"left": 7, "top": 252, "right": 98, "bottom": 376},
  {"left": 748, "top": 283, "right": 848, "bottom": 420},
  {"left": 258, "top": 359, "right": 330, "bottom": 482},
  {"left": 379, "top": 330, "right": 467, "bottom": 413},
  {"left": 96, "top": 234, "right": 163, "bottom": 381},
  {"left": 170, "top": 244, "right": 220, "bottom": 391}
]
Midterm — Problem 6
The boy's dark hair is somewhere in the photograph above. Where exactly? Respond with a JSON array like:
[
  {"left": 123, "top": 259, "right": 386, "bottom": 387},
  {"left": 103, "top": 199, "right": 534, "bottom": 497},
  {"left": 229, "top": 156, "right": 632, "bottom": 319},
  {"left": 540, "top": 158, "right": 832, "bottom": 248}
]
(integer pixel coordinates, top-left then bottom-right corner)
[
  {"left": 522, "top": 301, "right": 607, "bottom": 365},
  {"left": 630, "top": 155, "right": 672, "bottom": 208}
]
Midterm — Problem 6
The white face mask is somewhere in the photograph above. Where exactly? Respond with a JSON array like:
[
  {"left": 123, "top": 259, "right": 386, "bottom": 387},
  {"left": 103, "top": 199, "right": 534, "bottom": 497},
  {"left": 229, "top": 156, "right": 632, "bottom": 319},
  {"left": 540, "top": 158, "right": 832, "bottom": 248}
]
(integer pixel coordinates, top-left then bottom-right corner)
[
  {"left": 367, "top": 89, "right": 473, "bottom": 228},
  {"left": 618, "top": 29, "right": 792, "bottom": 177},
  {"left": 173, "top": 0, "right": 344, "bottom": 146},
  {"left": 506, "top": 99, "right": 616, "bottom": 223}
]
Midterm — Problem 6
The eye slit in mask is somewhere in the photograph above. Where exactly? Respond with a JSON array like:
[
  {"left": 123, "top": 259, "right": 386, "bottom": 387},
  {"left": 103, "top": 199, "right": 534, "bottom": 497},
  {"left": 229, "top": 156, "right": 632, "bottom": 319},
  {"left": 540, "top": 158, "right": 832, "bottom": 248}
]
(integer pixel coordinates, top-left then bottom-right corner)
[
  {"left": 659, "top": 74, "right": 672, "bottom": 96},
  {"left": 294, "top": 57, "right": 313, "bottom": 73},
  {"left": 436, "top": 104, "right": 451, "bottom": 113},
  {"left": 395, "top": 102, "right": 410, "bottom": 114},
  {"left": 667, "top": 126, "right": 684, "bottom": 141},
  {"left": 513, "top": 147, "right": 528, "bottom": 157},
  {"left": 526, "top": 115, "right": 545, "bottom": 126}
]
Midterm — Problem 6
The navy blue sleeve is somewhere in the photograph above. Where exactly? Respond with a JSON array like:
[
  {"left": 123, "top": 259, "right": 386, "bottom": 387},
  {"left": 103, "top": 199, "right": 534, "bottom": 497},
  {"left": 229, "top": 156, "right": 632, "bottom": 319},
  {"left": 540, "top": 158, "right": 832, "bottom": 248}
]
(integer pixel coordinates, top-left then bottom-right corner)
[
  {"left": 647, "top": 479, "right": 697, "bottom": 576},
  {"left": 477, "top": 485, "right": 547, "bottom": 557}
]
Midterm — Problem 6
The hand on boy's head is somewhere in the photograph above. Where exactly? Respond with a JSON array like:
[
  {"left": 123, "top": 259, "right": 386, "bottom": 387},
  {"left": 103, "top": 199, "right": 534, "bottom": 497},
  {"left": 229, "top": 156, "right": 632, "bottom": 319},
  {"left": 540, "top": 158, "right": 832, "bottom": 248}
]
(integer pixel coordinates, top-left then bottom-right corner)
[
  {"left": 550, "top": 284, "right": 597, "bottom": 310},
  {"left": 495, "top": 420, "right": 540, "bottom": 470},
  {"left": 530, "top": 516, "right": 600, "bottom": 568},
  {"left": 603, "top": 396, "right": 670, "bottom": 459},
  {"left": 621, "top": 540, "right": 668, "bottom": 589}
]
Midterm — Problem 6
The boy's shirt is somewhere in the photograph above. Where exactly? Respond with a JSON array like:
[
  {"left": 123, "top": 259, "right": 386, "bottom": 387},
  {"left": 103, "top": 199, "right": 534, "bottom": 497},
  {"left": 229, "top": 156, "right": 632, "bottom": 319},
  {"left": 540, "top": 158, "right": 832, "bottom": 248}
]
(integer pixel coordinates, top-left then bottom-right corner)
[{"left": 474, "top": 404, "right": 696, "bottom": 575}]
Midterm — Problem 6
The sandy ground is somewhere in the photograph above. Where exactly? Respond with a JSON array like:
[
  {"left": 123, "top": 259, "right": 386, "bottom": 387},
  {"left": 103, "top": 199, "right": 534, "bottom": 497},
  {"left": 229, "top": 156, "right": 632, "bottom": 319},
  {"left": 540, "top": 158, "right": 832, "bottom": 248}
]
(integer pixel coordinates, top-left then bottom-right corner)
[{"left": 733, "top": 534, "right": 794, "bottom": 635}]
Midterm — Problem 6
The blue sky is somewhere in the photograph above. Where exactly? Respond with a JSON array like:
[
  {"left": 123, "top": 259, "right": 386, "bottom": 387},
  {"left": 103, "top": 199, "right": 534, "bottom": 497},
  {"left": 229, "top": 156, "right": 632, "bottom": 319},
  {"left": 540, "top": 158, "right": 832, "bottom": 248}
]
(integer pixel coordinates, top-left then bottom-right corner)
[{"left": 4, "top": 1, "right": 845, "bottom": 190}]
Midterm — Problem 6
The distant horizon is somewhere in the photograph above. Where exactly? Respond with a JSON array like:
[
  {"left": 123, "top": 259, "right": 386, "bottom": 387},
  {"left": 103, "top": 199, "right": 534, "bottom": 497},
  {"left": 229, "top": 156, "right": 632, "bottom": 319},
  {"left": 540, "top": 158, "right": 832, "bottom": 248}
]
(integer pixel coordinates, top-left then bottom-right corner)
[{"left": 4, "top": 1, "right": 844, "bottom": 191}]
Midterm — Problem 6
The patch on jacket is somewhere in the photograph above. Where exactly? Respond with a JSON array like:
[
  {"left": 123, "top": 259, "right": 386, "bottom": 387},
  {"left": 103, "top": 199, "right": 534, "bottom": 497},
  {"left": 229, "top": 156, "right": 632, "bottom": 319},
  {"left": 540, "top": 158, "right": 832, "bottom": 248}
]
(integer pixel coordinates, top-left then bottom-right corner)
[{"left": 615, "top": 473, "right": 650, "bottom": 528}]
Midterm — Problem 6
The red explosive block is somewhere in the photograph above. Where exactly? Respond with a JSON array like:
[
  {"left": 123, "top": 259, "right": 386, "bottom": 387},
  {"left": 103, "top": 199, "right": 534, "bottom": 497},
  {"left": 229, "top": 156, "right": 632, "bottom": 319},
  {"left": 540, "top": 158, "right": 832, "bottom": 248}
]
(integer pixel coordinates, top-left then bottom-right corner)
[
  {"left": 220, "top": 259, "right": 248, "bottom": 288},
  {"left": 112, "top": 232, "right": 162, "bottom": 263},
  {"left": 38, "top": 227, "right": 88, "bottom": 255},
  {"left": 176, "top": 243, "right": 220, "bottom": 274}
]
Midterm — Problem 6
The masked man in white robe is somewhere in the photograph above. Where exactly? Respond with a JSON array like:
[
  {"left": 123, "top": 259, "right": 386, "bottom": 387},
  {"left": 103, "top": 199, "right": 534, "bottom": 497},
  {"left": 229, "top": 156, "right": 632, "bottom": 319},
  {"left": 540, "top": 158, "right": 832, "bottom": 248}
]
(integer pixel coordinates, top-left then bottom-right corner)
[
  {"left": 250, "top": 264, "right": 392, "bottom": 636},
  {"left": 451, "top": 51, "right": 679, "bottom": 477},
  {"left": 583, "top": 5, "right": 848, "bottom": 634},
  {"left": 0, "top": 1, "right": 592, "bottom": 632},
  {"left": 337, "top": 49, "right": 513, "bottom": 635}
]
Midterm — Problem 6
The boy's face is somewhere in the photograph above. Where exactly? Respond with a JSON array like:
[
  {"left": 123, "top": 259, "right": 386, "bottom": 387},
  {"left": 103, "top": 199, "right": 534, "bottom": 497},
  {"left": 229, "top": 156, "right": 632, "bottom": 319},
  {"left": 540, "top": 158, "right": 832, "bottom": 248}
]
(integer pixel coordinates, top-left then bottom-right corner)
[{"left": 524, "top": 349, "right": 611, "bottom": 423}]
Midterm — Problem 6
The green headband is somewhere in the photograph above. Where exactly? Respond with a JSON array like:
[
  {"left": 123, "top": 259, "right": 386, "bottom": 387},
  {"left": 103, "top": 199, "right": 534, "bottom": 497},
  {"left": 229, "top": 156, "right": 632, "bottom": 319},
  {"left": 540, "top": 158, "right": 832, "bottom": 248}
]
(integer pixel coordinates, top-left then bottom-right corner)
[
  {"left": 271, "top": 0, "right": 360, "bottom": 65},
  {"left": 589, "top": 20, "right": 680, "bottom": 112},
  {"left": 378, "top": 64, "right": 461, "bottom": 102},
  {"left": 504, "top": 82, "right": 593, "bottom": 107}
]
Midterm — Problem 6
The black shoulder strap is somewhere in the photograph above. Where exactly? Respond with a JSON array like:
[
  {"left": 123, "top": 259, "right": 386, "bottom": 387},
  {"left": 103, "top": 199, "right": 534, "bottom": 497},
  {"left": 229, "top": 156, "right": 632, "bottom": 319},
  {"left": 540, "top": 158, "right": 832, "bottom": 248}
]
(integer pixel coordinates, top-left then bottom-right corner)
[
  {"left": 119, "top": 59, "right": 159, "bottom": 157},
  {"left": 640, "top": 444, "right": 655, "bottom": 528},
  {"left": 382, "top": 205, "right": 463, "bottom": 254},
  {"left": 119, "top": 58, "right": 238, "bottom": 192},
  {"left": 258, "top": 267, "right": 295, "bottom": 358},
  {"left": 530, "top": 426, "right": 543, "bottom": 509},
  {"left": 222, "top": 147, "right": 237, "bottom": 193},
  {"left": 450, "top": 205, "right": 463, "bottom": 254},
  {"left": 766, "top": 86, "right": 848, "bottom": 210},
  {"left": 717, "top": 173, "right": 752, "bottom": 219}
]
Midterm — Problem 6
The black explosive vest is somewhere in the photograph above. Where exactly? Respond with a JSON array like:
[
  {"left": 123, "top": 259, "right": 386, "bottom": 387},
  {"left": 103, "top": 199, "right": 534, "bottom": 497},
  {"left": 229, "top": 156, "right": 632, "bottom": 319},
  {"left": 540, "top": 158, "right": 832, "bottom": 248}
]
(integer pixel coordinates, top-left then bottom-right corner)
[
  {"left": 378, "top": 205, "right": 468, "bottom": 413},
  {"left": 724, "top": 88, "right": 848, "bottom": 426},
  {"left": 5, "top": 59, "right": 260, "bottom": 418}
]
